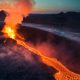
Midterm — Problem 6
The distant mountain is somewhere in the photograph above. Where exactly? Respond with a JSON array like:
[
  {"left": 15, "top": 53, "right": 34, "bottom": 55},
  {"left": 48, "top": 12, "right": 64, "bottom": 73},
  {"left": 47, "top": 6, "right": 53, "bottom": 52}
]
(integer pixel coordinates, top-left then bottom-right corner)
[
  {"left": 0, "top": 11, "right": 80, "bottom": 32},
  {"left": 23, "top": 12, "right": 80, "bottom": 32}
]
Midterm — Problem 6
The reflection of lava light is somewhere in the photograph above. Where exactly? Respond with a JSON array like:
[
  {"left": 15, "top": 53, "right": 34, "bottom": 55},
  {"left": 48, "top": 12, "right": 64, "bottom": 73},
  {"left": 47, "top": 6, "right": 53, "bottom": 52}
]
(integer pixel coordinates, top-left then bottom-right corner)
[{"left": 2, "top": 25, "right": 15, "bottom": 39}]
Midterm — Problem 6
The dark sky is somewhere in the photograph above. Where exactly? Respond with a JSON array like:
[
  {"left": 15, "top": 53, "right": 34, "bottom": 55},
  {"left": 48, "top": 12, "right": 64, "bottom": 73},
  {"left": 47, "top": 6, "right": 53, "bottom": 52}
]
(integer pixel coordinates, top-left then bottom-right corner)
[{"left": 32, "top": 0, "right": 80, "bottom": 13}]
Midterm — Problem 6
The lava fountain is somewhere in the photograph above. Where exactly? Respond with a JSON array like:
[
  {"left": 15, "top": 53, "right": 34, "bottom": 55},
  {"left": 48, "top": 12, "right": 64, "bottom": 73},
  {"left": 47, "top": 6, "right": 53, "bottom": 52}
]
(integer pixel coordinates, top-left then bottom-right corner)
[{"left": 0, "top": 0, "right": 80, "bottom": 80}]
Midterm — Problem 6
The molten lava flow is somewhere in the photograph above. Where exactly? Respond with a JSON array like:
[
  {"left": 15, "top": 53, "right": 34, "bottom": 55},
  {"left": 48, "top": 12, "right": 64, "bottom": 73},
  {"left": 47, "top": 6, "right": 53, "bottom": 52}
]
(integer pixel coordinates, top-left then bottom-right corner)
[
  {"left": 16, "top": 39, "right": 80, "bottom": 80},
  {"left": 2, "top": 24, "right": 80, "bottom": 80}
]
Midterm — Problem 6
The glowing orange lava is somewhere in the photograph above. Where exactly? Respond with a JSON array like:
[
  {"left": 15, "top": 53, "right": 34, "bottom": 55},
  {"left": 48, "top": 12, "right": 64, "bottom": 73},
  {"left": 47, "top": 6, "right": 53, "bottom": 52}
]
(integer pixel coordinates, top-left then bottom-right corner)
[
  {"left": 2, "top": 25, "right": 16, "bottom": 39},
  {"left": 2, "top": 25, "right": 80, "bottom": 80}
]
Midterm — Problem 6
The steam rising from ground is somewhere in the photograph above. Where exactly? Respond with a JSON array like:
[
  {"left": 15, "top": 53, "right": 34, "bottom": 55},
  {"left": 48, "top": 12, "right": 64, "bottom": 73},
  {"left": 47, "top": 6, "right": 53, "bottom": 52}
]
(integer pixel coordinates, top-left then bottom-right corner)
[
  {"left": 0, "top": 42, "right": 54, "bottom": 80},
  {"left": 0, "top": 43, "right": 34, "bottom": 63},
  {"left": 0, "top": 0, "right": 34, "bottom": 27}
]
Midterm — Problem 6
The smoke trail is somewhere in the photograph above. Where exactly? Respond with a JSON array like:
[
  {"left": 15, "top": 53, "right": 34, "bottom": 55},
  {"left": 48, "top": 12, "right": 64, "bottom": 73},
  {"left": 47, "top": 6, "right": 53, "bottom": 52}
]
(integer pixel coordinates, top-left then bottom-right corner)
[{"left": 0, "top": 0, "right": 34, "bottom": 27}]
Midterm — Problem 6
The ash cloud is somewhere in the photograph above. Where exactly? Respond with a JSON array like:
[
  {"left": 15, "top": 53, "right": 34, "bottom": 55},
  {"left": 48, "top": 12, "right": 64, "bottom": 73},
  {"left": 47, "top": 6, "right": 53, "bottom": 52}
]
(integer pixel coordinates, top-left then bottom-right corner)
[{"left": 0, "top": 0, "right": 34, "bottom": 26}]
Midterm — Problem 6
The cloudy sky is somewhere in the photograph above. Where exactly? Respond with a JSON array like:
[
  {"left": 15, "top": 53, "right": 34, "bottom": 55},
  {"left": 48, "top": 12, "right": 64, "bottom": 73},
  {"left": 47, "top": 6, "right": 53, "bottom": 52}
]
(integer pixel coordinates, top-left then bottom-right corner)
[{"left": 32, "top": 0, "right": 80, "bottom": 13}]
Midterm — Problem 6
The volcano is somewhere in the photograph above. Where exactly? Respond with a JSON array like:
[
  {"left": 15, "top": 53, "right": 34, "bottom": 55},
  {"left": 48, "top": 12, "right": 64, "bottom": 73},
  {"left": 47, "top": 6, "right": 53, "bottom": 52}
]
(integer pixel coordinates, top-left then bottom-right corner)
[{"left": 0, "top": 0, "right": 80, "bottom": 80}]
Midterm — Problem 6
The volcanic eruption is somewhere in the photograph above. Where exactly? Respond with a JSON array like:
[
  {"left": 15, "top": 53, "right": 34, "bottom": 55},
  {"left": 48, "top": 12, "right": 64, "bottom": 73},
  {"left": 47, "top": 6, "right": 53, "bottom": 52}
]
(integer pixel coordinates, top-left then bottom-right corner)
[{"left": 0, "top": 0, "right": 80, "bottom": 80}]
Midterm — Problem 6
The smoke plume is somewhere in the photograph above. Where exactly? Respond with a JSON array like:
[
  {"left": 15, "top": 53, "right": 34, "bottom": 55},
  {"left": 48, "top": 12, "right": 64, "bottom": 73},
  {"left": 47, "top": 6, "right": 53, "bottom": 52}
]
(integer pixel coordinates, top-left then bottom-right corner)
[{"left": 0, "top": 0, "right": 34, "bottom": 26}]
